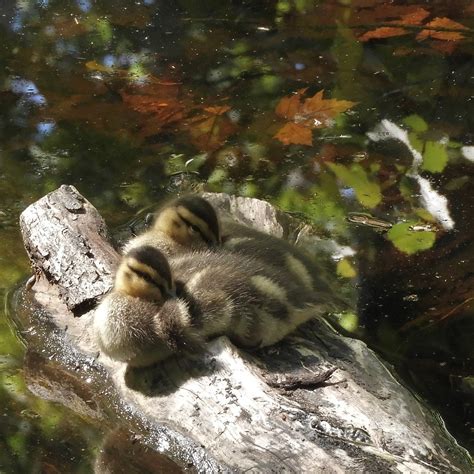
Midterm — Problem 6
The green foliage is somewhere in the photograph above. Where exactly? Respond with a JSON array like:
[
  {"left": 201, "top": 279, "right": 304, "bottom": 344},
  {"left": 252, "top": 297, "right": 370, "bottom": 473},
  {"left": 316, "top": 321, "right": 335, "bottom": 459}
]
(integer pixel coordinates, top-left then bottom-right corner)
[
  {"left": 327, "top": 163, "right": 382, "bottom": 209},
  {"left": 337, "top": 259, "right": 357, "bottom": 278},
  {"left": 403, "top": 114, "right": 452, "bottom": 173},
  {"left": 277, "top": 173, "right": 348, "bottom": 236},
  {"left": 422, "top": 140, "right": 449, "bottom": 173},
  {"left": 96, "top": 18, "right": 113, "bottom": 45},
  {"left": 387, "top": 222, "right": 436, "bottom": 255},
  {"left": 338, "top": 311, "right": 359, "bottom": 333},
  {"left": 403, "top": 114, "right": 428, "bottom": 133}
]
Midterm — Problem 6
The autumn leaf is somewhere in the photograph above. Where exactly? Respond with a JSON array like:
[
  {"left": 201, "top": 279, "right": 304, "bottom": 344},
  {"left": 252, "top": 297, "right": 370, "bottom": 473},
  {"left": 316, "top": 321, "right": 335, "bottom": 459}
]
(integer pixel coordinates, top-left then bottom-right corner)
[
  {"left": 359, "top": 7, "right": 429, "bottom": 41},
  {"left": 85, "top": 61, "right": 187, "bottom": 138},
  {"left": 301, "top": 91, "right": 357, "bottom": 126},
  {"left": 121, "top": 93, "right": 183, "bottom": 116},
  {"left": 118, "top": 80, "right": 187, "bottom": 137},
  {"left": 274, "top": 122, "right": 313, "bottom": 146},
  {"left": 357, "top": 8, "right": 469, "bottom": 52},
  {"left": 359, "top": 27, "right": 409, "bottom": 42},
  {"left": 353, "top": 5, "right": 429, "bottom": 24},
  {"left": 203, "top": 105, "right": 231, "bottom": 115},
  {"left": 274, "top": 89, "right": 357, "bottom": 146},
  {"left": 186, "top": 107, "right": 238, "bottom": 152},
  {"left": 417, "top": 17, "right": 468, "bottom": 42},
  {"left": 399, "top": 8, "right": 430, "bottom": 26},
  {"left": 275, "top": 88, "right": 307, "bottom": 120}
]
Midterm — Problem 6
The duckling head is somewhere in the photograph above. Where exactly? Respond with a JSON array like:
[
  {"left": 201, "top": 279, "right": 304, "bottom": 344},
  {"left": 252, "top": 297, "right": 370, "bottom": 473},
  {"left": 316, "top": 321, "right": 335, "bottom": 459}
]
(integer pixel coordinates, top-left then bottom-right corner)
[
  {"left": 152, "top": 195, "right": 221, "bottom": 248},
  {"left": 114, "top": 245, "right": 176, "bottom": 302}
]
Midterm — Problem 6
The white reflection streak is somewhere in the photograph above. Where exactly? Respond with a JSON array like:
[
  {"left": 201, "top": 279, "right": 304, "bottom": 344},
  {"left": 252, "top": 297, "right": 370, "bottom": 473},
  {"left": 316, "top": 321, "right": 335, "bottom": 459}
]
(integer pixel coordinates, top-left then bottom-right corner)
[
  {"left": 461, "top": 146, "right": 474, "bottom": 162},
  {"left": 367, "top": 119, "right": 454, "bottom": 231},
  {"left": 415, "top": 175, "right": 454, "bottom": 230}
]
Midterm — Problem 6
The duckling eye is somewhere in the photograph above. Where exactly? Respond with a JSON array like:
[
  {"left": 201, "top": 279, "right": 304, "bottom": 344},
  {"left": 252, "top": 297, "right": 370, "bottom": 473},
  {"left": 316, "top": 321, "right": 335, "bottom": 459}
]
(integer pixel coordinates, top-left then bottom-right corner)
[
  {"left": 189, "top": 224, "right": 200, "bottom": 234},
  {"left": 142, "top": 272, "right": 160, "bottom": 288},
  {"left": 128, "top": 266, "right": 161, "bottom": 290}
]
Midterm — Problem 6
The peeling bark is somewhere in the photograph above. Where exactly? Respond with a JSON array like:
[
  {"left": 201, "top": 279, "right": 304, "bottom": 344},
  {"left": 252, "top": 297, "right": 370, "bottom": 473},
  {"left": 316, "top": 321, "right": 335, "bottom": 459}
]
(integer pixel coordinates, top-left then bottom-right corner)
[{"left": 15, "top": 185, "right": 473, "bottom": 473}]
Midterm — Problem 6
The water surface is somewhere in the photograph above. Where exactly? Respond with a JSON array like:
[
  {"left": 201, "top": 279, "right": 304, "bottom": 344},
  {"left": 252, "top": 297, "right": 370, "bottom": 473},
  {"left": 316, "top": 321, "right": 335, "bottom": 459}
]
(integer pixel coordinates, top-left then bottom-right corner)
[{"left": 1, "top": 0, "right": 473, "bottom": 470}]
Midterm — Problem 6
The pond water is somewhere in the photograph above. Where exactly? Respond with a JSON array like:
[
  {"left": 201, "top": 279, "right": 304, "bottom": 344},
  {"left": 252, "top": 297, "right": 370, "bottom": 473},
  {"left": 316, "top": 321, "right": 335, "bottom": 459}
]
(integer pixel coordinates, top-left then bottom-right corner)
[{"left": 0, "top": 0, "right": 473, "bottom": 470}]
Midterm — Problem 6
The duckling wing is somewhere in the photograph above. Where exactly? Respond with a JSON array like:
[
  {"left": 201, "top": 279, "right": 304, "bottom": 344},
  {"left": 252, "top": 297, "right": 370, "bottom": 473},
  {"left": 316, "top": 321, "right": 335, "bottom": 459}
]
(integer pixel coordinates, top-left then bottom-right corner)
[{"left": 221, "top": 219, "right": 345, "bottom": 306}]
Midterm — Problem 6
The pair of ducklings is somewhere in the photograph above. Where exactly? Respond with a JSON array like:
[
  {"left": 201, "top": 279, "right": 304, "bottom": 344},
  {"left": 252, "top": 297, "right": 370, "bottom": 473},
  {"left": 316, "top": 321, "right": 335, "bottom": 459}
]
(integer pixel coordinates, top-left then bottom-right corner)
[{"left": 94, "top": 196, "right": 341, "bottom": 367}]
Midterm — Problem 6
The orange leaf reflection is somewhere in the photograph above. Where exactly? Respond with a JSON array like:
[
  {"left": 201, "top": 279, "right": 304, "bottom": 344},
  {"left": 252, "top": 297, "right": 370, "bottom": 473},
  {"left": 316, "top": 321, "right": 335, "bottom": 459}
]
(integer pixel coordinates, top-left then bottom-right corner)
[
  {"left": 359, "top": 27, "right": 409, "bottom": 41},
  {"left": 119, "top": 80, "right": 186, "bottom": 137},
  {"left": 417, "top": 17, "right": 469, "bottom": 42},
  {"left": 273, "top": 122, "right": 313, "bottom": 146},
  {"left": 275, "top": 88, "right": 307, "bottom": 120},
  {"left": 186, "top": 107, "right": 238, "bottom": 152},
  {"left": 274, "top": 89, "right": 357, "bottom": 146}
]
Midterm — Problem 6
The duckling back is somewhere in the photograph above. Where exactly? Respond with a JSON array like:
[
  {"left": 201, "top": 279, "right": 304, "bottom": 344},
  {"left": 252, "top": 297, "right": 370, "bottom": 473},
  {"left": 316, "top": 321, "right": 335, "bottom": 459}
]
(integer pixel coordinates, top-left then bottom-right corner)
[
  {"left": 169, "top": 249, "right": 335, "bottom": 348},
  {"left": 221, "top": 218, "right": 335, "bottom": 296},
  {"left": 122, "top": 230, "right": 188, "bottom": 257}
]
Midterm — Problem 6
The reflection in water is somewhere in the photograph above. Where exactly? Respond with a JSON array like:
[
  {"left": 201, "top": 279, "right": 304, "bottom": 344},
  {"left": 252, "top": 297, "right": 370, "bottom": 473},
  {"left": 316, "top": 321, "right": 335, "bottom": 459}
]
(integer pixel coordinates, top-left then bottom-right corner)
[
  {"left": 0, "top": 286, "right": 105, "bottom": 473},
  {"left": 368, "top": 119, "right": 455, "bottom": 230},
  {"left": 94, "top": 429, "right": 182, "bottom": 474},
  {"left": 1, "top": 0, "right": 473, "bottom": 466}
]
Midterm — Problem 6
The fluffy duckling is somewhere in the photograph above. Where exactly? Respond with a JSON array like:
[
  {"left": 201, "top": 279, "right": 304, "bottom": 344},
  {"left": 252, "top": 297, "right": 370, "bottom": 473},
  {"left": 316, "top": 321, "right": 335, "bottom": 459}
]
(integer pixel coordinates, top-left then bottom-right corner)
[
  {"left": 133, "top": 194, "right": 335, "bottom": 297},
  {"left": 94, "top": 244, "right": 338, "bottom": 367},
  {"left": 169, "top": 248, "right": 337, "bottom": 349},
  {"left": 93, "top": 245, "right": 203, "bottom": 367},
  {"left": 123, "top": 196, "right": 220, "bottom": 257}
]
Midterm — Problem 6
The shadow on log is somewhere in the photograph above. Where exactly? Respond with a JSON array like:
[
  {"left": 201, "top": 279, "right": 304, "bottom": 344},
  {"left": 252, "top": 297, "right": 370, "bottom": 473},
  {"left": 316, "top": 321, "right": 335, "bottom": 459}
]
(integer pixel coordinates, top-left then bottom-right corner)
[{"left": 14, "top": 185, "right": 473, "bottom": 472}]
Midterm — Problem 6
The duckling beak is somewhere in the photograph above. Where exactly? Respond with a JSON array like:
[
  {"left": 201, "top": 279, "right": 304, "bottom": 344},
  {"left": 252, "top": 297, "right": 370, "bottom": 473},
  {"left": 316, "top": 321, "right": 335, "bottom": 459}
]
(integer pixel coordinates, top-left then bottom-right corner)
[
  {"left": 208, "top": 234, "right": 221, "bottom": 247},
  {"left": 166, "top": 287, "right": 177, "bottom": 298}
]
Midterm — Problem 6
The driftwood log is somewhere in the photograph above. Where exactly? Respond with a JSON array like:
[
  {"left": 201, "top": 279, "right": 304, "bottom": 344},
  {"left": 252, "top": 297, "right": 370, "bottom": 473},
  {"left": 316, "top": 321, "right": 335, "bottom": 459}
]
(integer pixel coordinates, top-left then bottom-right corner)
[{"left": 15, "top": 185, "right": 472, "bottom": 472}]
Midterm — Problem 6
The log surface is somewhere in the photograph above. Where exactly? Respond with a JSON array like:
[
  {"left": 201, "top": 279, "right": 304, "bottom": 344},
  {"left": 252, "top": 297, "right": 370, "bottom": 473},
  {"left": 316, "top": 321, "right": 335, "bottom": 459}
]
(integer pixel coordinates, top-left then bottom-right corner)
[{"left": 16, "top": 185, "right": 473, "bottom": 473}]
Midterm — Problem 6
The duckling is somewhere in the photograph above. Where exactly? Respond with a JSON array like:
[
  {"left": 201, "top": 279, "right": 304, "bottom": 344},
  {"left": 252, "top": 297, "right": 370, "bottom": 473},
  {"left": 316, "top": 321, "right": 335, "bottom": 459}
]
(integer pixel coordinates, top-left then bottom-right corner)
[
  {"left": 169, "top": 248, "right": 337, "bottom": 349},
  {"left": 134, "top": 194, "right": 336, "bottom": 297},
  {"left": 94, "top": 244, "right": 338, "bottom": 367},
  {"left": 123, "top": 195, "right": 220, "bottom": 257},
  {"left": 93, "top": 245, "right": 203, "bottom": 367}
]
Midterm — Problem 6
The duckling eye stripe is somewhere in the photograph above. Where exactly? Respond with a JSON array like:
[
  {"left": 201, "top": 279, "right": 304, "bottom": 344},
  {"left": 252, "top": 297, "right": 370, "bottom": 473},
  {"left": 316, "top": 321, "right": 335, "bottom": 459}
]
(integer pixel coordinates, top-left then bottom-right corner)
[
  {"left": 175, "top": 197, "right": 220, "bottom": 239},
  {"left": 126, "top": 245, "right": 173, "bottom": 289},
  {"left": 127, "top": 265, "right": 167, "bottom": 293},
  {"left": 177, "top": 212, "right": 213, "bottom": 244}
]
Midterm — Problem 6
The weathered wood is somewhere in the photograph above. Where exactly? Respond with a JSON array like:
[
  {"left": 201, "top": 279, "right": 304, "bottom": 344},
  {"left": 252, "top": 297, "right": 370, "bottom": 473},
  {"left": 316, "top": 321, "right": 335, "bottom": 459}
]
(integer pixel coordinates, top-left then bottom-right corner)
[
  {"left": 15, "top": 185, "right": 473, "bottom": 472},
  {"left": 20, "top": 185, "right": 117, "bottom": 315}
]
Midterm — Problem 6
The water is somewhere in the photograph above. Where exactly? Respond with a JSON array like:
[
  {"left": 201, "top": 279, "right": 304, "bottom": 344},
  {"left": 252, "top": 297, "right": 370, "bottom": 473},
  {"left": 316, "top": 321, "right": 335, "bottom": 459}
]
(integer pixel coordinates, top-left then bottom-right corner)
[{"left": 0, "top": 0, "right": 473, "bottom": 470}]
